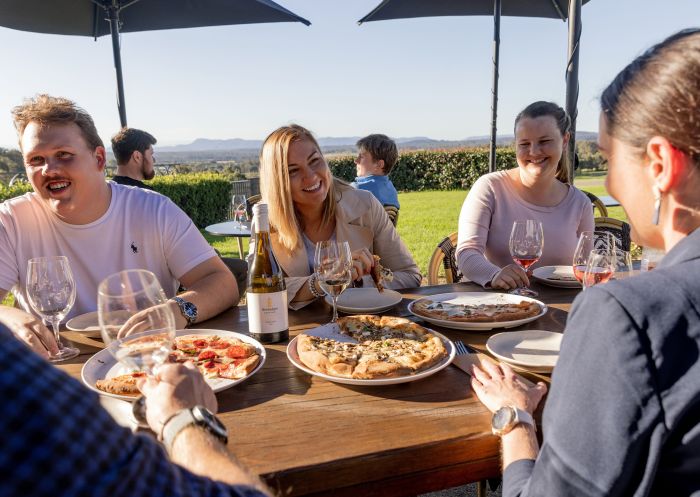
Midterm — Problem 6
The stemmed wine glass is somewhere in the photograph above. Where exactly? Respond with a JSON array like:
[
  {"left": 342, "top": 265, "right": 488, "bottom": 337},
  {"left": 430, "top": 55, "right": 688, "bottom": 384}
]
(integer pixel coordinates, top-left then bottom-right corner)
[
  {"left": 231, "top": 194, "right": 247, "bottom": 229},
  {"left": 97, "top": 269, "right": 176, "bottom": 423},
  {"left": 582, "top": 250, "right": 615, "bottom": 290},
  {"left": 26, "top": 256, "right": 81, "bottom": 362},
  {"left": 508, "top": 220, "right": 544, "bottom": 297},
  {"left": 314, "top": 241, "right": 352, "bottom": 323},
  {"left": 572, "top": 231, "right": 615, "bottom": 285},
  {"left": 612, "top": 250, "right": 634, "bottom": 280}
]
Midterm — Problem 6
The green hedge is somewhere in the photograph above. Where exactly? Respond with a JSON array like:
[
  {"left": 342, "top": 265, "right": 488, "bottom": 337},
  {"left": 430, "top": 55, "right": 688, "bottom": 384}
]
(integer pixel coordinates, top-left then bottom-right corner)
[
  {"left": 149, "top": 172, "right": 234, "bottom": 228},
  {"left": 0, "top": 173, "right": 233, "bottom": 229},
  {"left": 329, "top": 146, "right": 515, "bottom": 191},
  {"left": 0, "top": 182, "right": 32, "bottom": 202}
]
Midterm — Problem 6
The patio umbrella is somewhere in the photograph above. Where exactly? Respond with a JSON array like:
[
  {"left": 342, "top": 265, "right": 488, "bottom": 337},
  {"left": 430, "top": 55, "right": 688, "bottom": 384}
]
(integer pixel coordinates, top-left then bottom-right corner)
[
  {"left": 0, "top": 0, "right": 310, "bottom": 128},
  {"left": 359, "top": 0, "right": 590, "bottom": 178}
]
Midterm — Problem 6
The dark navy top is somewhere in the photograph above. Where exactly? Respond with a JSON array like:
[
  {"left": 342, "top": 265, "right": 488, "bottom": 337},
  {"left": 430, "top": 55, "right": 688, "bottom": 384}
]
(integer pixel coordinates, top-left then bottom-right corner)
[{"left": 505, "top": 228, "right": 700, "bottom": 496}]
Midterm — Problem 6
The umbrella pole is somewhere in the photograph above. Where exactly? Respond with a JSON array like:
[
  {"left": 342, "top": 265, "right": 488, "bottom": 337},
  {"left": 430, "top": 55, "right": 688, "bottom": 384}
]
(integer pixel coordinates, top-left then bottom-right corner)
[
  {"left": 107, "top": 5, "right": 128, "bottom": 128},
  {"left": 488, "top": 0, "right": 501, "bottom": 173},
  {"left": 565, "top": 0, "right": 582, "bottom": 182}
]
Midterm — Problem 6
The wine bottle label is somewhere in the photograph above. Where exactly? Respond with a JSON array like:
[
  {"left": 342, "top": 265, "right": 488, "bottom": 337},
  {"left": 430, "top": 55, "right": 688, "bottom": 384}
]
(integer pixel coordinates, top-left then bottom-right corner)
[{"left": 247, "top": 290, "right": 288, "bottom": 334}]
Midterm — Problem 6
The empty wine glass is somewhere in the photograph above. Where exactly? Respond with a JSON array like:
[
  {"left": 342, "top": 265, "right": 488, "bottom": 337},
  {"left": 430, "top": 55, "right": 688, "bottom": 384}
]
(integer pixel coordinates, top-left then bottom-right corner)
[
  {"left": 26, "top": 256, "right": 80, "bottom": 362},
  {"left": 314, "top": 241, "right": 352, "bottom": 323},
  {"left": 612, "top": 249, "right": 634, "bottom": 280},
  {"left": 582, "top": 250, "right": 615, "bottom": 290},
  {"left": 641, "top": 246, "right": 664, "bottom": 272},
  {"left": 508, "top": 220, "right": 543, "bottom": 297},
  {"left": 231, "top": 194, "right": 247, "bottom": 229},
  {"left": 572, "top": 231, "right": 615, "bottom": 284},
  {"left": 98, "top": 269, "right": 176, "bottom": 424}
]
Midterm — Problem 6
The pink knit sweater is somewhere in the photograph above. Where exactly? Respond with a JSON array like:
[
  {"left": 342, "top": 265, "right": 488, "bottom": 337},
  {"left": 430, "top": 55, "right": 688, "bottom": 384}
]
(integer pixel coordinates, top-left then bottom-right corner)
[{"left": 456, "top": 171, "right": 594, "bottom": 286}]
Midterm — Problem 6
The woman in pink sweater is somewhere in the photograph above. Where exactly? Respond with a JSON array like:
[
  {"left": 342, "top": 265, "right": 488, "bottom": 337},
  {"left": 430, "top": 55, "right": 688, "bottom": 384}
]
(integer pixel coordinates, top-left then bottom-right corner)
[{"left": 456, "top": 101, "right": 594, "bottom": 289}]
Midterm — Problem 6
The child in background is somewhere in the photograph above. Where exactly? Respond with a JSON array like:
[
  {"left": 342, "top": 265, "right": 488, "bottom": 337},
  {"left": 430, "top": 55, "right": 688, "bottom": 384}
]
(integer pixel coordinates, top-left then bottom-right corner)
[{"left": 352, "top": 134, "right": 400, "bottom": 208}]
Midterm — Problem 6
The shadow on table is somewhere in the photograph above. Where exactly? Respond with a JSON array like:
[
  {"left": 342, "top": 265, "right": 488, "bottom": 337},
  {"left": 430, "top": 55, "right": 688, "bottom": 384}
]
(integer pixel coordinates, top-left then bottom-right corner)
[{"left": 217, "top": 347, "right": 312, "bottom": 412}]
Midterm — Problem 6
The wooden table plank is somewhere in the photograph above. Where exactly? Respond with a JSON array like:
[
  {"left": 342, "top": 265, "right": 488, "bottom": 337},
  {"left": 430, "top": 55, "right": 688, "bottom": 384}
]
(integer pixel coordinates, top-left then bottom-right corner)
[{"left": 56, "top": 281, "right": 578, "bottom": 497}]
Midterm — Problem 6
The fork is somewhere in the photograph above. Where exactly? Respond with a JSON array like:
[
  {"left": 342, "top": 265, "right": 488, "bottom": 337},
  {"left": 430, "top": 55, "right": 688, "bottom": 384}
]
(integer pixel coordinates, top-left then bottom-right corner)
[
  {"left": 454, "top": 340, "right": 477, "bottom": 355},
  {"left": 453, "top": 340, "right": 543, "bottom": 387}
]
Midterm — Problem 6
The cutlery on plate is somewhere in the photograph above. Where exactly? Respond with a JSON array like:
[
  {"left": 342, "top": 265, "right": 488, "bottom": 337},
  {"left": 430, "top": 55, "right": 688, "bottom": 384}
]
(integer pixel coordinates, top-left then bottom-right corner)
[{"left": 453, "top": 340, "right": 540, "bottom": 388}]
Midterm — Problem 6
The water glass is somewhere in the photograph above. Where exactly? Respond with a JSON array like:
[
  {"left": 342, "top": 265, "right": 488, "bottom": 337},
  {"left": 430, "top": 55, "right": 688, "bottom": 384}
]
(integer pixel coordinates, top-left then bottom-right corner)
[{"left": 26, "top": 256, "right": 80, "bottom": 361}]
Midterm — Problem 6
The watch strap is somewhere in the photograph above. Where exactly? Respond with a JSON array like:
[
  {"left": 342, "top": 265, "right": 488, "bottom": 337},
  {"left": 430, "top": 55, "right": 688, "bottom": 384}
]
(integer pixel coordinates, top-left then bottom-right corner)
[{"left": 162, "top": 407, "right": 227, "bottom": 454}]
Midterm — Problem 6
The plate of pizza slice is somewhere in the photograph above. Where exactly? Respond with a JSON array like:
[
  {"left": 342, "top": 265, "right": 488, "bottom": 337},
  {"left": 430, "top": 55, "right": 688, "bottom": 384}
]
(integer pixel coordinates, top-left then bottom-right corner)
[
  {"left": 82, "top": 329, "right": 266, "bottom": 401},
  {"left": 287, "top": 316, "right": 455, "bottom": 386},
  {"left": 408, "top": 292, "right": 547, "bottom": 331}
]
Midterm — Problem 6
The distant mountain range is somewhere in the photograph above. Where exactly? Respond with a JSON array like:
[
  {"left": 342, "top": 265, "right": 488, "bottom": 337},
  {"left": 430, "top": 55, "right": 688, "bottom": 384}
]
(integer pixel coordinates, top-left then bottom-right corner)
[{"left": 156, "top": 132, "right": 599, "bottom": 154}]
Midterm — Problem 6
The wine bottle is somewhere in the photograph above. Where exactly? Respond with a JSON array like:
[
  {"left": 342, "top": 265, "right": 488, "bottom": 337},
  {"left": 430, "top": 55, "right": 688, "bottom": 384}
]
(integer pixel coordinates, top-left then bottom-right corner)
[{"left": 247, "top": 203, "right": 289, "bottom": 343}]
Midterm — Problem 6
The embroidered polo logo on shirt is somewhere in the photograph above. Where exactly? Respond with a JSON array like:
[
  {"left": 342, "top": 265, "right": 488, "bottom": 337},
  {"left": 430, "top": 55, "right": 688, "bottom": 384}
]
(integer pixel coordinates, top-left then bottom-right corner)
[{"left": 130, "top": 242, "right": 138, "bottom": 254}]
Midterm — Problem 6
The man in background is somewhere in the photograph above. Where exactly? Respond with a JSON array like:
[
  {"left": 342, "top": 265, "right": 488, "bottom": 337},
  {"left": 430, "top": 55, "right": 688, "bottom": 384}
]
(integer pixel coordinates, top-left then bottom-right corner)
[{"left": 111, "top": 127, "right": 157, "bottom": 190}]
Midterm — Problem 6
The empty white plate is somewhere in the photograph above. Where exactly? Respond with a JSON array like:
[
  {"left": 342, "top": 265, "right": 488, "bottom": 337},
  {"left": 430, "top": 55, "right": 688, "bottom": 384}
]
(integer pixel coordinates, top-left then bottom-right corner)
[
  {"left": 532, "top": 265, "right": 581, "bottom": 288},
  {"left": 66, "top": 311, "right": 102, "bottom": 337},
  {"left": 486, "top": 330, "right": 563, "bottom": 372},
  {"left": 325, "top": 288, "right": 403, "bottom": 314}
]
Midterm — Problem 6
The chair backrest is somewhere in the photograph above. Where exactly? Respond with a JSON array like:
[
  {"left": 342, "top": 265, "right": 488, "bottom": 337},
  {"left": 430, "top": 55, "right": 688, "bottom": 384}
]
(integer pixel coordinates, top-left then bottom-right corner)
[
  {"left": 427, "top": 232, "right": 461, "bottom": 285},
  {"left": 384, "top": 205, "right": 399, "bottom": 227},
  {"left": 594, "top": 216, "right": 632, "bottom": 252},
  {"left": 246, "top": 194, "right": 262, "bottom": 219},
  {"left": 583, "top": 191, "right": 609, "bottom": 218}
]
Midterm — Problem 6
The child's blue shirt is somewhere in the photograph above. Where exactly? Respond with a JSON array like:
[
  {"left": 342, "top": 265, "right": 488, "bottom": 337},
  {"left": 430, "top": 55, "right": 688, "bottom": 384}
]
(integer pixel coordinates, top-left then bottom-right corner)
[{"left": 351, "top": 175, "right": 400, "bottom": 209}]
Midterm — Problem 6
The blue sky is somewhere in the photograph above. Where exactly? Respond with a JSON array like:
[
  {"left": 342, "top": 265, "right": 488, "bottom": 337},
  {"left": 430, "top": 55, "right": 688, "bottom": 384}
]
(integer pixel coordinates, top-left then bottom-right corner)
[{"left": 0, "top": 0, "right": 696, "bottom": 149}]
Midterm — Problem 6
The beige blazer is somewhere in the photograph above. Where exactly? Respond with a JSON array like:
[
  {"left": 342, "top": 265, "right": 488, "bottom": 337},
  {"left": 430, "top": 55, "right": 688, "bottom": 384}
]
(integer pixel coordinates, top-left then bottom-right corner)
[{"left": 250, "top": 186, "right": 421, "bottom": 310}]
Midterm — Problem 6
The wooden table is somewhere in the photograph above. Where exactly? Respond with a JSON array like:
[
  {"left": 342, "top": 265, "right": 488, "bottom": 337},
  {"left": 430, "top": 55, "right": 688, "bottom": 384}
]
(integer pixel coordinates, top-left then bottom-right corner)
[{"left": 58, "top": 281, "right": 579, "bottom": 497}]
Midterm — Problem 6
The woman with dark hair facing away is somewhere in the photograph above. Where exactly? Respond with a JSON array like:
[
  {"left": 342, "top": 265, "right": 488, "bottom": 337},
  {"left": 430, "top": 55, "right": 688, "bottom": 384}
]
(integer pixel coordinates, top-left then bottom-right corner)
[
  {"left": 456, "top": 101, "right": 594, "bottom": 288},
  {"left": 253, "top": 124, "right": 420, "bottom": 309},
  {"left": 470, "top": 29, "right": 700, "bottom": 496}
]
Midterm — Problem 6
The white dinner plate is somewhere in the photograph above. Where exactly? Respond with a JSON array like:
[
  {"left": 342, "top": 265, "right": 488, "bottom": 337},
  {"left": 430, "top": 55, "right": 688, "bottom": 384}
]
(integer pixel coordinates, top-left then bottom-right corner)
[
  {"left": 99, "top": 396, "right": 138, "bottom": 431},
  {"left": 82, "top": 329, "right": 266, "bottom": 401},
  {"left": 286, "top": 328, "right": 455, "bottom": 386},
  {"left": 66, "top": 311, "right": 102, "bottom": 337},
  {"left": 486, "top": 330, "right": 562, "bottom": 373},
  {"left": 531, "top": 265, "right": 581, "bottom": 288},
  {"left": 324, "top": 288, "right": 403, "bottom": 314},
  {"left": 407, "top": 292, "right": 547, "bottom": 331}
]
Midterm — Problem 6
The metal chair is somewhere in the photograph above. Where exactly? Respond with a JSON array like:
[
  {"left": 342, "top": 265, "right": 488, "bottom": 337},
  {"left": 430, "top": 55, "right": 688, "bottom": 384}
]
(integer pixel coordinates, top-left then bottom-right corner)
[
  {"left": 427, "top": 232, "right": 462, "bottom": 284},
  {"left": 583, "top": 191, "right": 609, "bottom": 218},
  {"left": 383, "top": 205, "right": 399, "bottom": 227},
  {"left": 595, "top": 216, "right": 632, "bottom": 252}
]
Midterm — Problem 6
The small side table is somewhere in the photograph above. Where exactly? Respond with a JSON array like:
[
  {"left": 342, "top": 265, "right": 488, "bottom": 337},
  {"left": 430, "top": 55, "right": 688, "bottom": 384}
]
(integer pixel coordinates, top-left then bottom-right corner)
[{"left": 205, "top": 221, "right": 251, "bottom": 259}]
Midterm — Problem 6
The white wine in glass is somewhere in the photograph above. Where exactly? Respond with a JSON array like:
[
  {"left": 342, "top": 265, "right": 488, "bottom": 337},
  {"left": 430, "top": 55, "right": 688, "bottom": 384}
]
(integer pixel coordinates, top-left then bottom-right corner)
[
  {"left": 315, "top": 240, "right": 352, "bottom": 323},
  {"left": 26, "top": 256, "right": 80, "bottom": 362}
]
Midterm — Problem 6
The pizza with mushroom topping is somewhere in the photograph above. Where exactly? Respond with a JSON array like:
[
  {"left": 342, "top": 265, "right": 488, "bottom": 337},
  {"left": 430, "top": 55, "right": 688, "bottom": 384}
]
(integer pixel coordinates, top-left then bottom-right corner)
[{"left": 296, "top": 315, "right": 447, "bottom": 379}]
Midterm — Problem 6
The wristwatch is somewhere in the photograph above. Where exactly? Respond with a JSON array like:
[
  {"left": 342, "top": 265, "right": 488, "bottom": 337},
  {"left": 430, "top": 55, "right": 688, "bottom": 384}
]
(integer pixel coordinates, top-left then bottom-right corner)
[
  {"left": 172, "top": 296, "right": 197, "bottom": 326},
  {"left": 162, "top": 406, "right": 228, "bottom": 453},
  {"left": 491, "top": 406, "right": 535, "bottom": 436}
]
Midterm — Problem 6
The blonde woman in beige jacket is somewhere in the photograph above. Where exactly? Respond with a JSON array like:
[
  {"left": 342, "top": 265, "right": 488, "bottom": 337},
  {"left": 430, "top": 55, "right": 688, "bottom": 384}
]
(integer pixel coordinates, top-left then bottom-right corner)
[{"left": 251, "top": 124, "right": 421, "bottom": 309}]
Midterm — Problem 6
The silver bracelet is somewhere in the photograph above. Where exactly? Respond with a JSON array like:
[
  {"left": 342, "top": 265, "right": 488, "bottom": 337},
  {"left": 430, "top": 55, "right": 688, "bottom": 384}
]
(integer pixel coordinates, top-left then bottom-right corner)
[{"left": 308, "top": 273, "right": 326, "bottom": 298}]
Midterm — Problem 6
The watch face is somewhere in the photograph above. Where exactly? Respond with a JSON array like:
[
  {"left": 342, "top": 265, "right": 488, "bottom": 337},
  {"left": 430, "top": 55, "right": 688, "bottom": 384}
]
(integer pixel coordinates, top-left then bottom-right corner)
[
  {"left": 492, "top": 407, "right": 515, "bottom": 431},
  {"left": 183, "top": 302, "right": 197, "bottom": 318},
  {"left": 193, "top": 406, "right": 228, "bottom": 439}
]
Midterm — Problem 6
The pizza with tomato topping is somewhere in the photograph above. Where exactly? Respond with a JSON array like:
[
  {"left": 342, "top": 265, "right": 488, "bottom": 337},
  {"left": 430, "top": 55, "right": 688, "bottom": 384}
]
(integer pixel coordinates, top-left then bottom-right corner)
[
  {"left": 95, "top": 334, "right": 261, "bottom": 396},
  {"left": 170, "top": 334, "right": 261, "bottom": 380}
]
